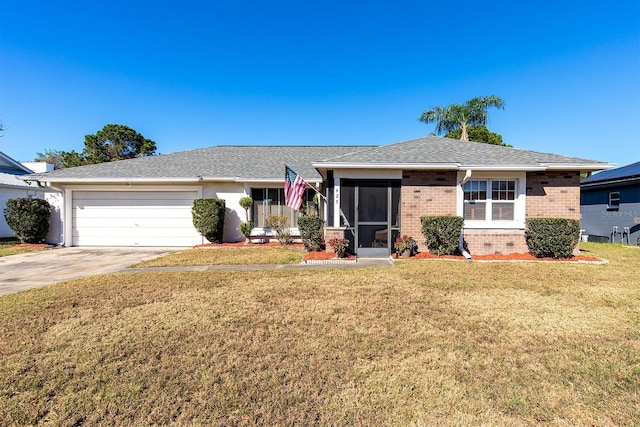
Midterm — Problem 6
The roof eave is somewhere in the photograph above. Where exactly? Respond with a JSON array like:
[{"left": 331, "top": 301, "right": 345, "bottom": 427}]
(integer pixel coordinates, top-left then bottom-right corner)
[
  {"left": 237, "top": 178, "right": 322, "bottom": 184},
  {"left": 22, "top": 176, "right": 323, "bottom": 185},
  {"left": 314, "top": 162, "right": 614, "bottom": 172},
  {"left": 543, "top": 163, "right": 615, "bottom": 172},
  {"left": 312, "top": 162, "right": 460, "bottom": 170},
  {"left": 22, "top": 177, "right": 206, "bottom": 184}
]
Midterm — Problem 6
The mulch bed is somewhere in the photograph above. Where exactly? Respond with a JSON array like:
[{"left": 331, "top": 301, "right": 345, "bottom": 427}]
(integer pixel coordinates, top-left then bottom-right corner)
[
  {"left": 5, "top": 242, "right": 602, "bottom": 262},
  {"left": 195, "top": 243, "right": 602, "bottom": 262},
  {"left": 302, "top": 250, "right": 601, "bottom": 263}
]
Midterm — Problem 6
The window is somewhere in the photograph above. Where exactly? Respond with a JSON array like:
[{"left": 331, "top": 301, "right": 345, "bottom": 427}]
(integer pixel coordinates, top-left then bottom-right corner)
[
  {"left": 463, "top": 179, "right": 517, "bottom": 222},
  {"left": 491, "top": 180, "right": 515, "bottom": 221},
  {"left": 608, "top": 192, "right": 620, "bottom": 210},
  {"left": 463, "top": 180, "right": 487, "bottom": 221},
  {"left": 251, "top": 188, "right": 318, "bottom": 228}
]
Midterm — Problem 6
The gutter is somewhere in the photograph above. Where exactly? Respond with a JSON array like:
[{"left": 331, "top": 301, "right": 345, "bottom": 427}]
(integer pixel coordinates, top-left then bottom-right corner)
[
  {"left": 313, "top": 162, "right": 460, "bottom": 170},
  {"left": 313, "top": 162, "right": 612, "bottom": 172},
  {"left": 22, "top": 176, "right": 324, "bottom": 185},
  {"left": 457, "top": 169, "right": 473, "bottom": 260}
]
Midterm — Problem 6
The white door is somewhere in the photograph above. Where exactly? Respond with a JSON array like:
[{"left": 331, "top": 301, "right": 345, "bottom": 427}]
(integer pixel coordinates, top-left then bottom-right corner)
[{"left": 72, "top": 191, "right": 203, "bottom": 246}]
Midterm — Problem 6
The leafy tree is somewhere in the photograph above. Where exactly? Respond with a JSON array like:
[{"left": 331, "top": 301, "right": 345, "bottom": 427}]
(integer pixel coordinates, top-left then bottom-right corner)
[
  {"left": 33, "top": 124, "right": 156, "bottom": 169},
  {"left": 83, "top": 124, "right": 156, "bottom": 164},
  {"left": 34, "top": 149, "right": 92, "bottom": 169},
  {"left": 418, "top": 95, "right": 505, "bottom": 142},
  {"left": 444, "top": 125, "right": 512, "bottom": 147},
  {"left": 34, "top": 149, "right": 64, "bottom": 169}
]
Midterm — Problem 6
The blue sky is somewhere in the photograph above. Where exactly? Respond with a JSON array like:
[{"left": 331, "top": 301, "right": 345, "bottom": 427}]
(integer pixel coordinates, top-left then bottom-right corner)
[{"left": 1, "top": 1, "right": 639, "bottom": 168}]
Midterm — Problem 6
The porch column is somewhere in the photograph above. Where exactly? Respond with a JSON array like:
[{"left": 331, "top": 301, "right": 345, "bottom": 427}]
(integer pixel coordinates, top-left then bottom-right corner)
[{"left": 333, "top": 177, "right": 341, "bottom": 227}]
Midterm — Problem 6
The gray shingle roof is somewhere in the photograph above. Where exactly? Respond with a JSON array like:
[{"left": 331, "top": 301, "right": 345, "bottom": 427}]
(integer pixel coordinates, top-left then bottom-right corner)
[
  {"left": 0, "top": 172, "right": 37, "bottom": 188},
  {"left": 315, "top": 136, "right": 608, "bottom": 168},
  {"left": 24, "top": 146, "right": 373, "bottom": 182},
  {"left": 24, "top": 136, "right": 611, "bottom": 183}
]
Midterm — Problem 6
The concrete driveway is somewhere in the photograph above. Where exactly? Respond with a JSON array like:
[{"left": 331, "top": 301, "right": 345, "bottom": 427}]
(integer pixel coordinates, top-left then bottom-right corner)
[{"left": 0, "top": 247, "right": 180, "bottom": 296}]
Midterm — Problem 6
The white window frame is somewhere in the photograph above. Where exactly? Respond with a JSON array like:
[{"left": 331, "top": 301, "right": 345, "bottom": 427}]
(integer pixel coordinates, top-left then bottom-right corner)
[
  {"left": 608, "top": 191, "right": 620, "bottom": 210},
  {"left": 456, "top": 171, "right": 526, "bottom": 229}
]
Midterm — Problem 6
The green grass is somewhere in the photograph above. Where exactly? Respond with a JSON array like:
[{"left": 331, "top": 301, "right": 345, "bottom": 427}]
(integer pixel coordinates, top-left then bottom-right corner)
[
  {"left": 0, "top": 242, "right": 638, "bottom": 425},
  {"left": 131, "top": 246, "right": 306, "bottom": 267},
  {"left": 0, "top": 238, "right": 38, "bottom": 257}
]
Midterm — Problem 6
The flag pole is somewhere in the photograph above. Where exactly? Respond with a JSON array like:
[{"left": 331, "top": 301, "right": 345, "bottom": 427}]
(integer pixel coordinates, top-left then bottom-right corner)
[{"left": 283, "top": 162, "right": 326, "bottom": 201}]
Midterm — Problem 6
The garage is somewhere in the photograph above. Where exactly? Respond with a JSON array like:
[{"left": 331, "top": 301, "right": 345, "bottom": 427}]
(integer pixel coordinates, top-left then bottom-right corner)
[{"left": 71, "top": 190, "right": 203, "bottom": 246}]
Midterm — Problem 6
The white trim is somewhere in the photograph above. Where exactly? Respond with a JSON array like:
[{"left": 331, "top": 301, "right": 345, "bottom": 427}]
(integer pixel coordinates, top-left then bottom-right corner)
[
  {"left": 239, "top": 178, "right": 322, "bottom": 184},
  {"left": 314, "top": 162, "right": 459, "bottom": 170},
  {"left": 315, "top": 162, "right": 612, "bottom": 172},
  {"left": 0, "top": 152, "right": 33, "bottom": 173},
  {"left": 456, "top": 171, "right": 526, "bottom": 229},
  {"left": 333, "top": 177, "right": 341, "bottom": 227},
  {"left": 543, "top": 162, "right": 615, "bottom": 171},
  {"left": 458, "top": 165, "right": 546, "bottom": 172},
  {"left": 58, "top": 184, "right": 202, "bottom": 192}
]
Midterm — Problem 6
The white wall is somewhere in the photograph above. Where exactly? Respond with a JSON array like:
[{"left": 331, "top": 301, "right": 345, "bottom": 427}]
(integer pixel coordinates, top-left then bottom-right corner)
[
  {"left": 21, "top": 162, "right": 54, "bottom": 173},
  {"left": 203, "top": 182, "right": 247, "bottom": 242},
  {"left": 45, "top": 191, "right": 64, "bottom": 244}
]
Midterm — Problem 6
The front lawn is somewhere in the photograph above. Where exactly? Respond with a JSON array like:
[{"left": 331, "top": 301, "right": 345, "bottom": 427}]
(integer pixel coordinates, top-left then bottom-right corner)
[
  {"left": 0, "top": 237, "right": 48, "bottom": 257},
  {"left": 0, "top": 243, "right": 638, "bottom": 425},
  {"left": 131, "top": 246, "right": 306, "bottom": 267}
]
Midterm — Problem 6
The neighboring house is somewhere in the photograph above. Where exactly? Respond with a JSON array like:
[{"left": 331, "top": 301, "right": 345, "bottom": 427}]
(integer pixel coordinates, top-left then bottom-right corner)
[
  {"left": 0, "top": 152, "right": 50, "bottom": 238},
  {"left": 23, "top": 136, "right": 612, "bottom": 256},
  {"left": 580, "top": 161, "right": 640, "bottom": 244}
]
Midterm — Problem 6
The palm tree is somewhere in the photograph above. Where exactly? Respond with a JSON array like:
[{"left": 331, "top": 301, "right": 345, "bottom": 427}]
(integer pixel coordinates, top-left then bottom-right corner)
[{"left": 418, "top": 95, "right": 505, "bottom": 141}]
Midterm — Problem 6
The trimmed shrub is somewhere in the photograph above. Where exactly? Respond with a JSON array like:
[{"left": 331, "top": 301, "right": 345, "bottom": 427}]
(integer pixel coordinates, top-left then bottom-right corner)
[
  {"left": 420, "top": 215, "right": 464, "bottom": 255},
  {"left": 266, "top": 214, "right": 292, "bottom": 245},
  {"left": 3, "top": 198, "right": 51, "bottom": 243},
  {"left": 239, "top": 196, "right": 253, "bottom": 222},
  {"left": 525, "top": 218, "right": 580, "bottom": 258},
  {"left": 297, "top": 216, "right": 324, "bottom": 251},
  {"left": 192, "top": 199, "right": 225, "bottom": 243},
  {"left": 240, "top": 221, "right": 254, "bottom": 240}
]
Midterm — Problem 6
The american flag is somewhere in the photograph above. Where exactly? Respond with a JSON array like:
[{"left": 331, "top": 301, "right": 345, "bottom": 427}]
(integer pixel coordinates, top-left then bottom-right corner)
[{"left": 284, "top": 165, "right": 306, "bottom": 211}]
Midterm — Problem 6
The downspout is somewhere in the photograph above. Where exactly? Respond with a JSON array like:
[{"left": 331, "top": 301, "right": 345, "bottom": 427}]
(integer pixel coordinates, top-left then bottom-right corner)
[{"left": 458, "top": 170, "right": 473, "bottom": 260}]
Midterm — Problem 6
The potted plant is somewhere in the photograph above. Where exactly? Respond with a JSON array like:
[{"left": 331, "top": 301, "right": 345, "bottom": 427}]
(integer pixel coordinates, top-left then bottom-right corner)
[
  {"left": 328, "top": 237, "right": 350, "bottom": 258},
  {"left": 394, "top": 235, "right": 416, "bottom": 258}
]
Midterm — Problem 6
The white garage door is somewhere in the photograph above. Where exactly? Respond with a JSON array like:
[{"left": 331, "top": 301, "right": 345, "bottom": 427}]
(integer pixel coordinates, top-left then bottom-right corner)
[{"left": 72, "top": 191, "right": 203, "bottom": 246}]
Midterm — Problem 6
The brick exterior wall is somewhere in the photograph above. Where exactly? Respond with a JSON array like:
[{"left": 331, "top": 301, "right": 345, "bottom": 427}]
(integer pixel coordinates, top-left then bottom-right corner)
[
  {"left": 398, "top": 170, "right": 582, "bottom": 256},
  {"left": 329, "top": 170, "right": 582, "bottom": 256},
  {"left": 526, "top": 171, "right": 581, "bottom": 220},
  {"left": 462, "top": 230, "right": 529, "bottom": 255},
  {"left": 400, "top": 170, "right": 457, "bottom": 240}
]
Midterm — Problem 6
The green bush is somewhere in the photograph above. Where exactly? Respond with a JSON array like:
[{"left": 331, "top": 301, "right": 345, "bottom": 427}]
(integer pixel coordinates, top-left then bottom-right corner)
[
  {"left": 240, "top": 221, "right": 254, "bottom": 239},
  {"left": 420, "top": 215, "right": 464, "bottom": 255},
  {"left": 297, "top": 216, "right": 324, "bottom": 251},
  {"left": 192, "top": 199, "right": 225, "bottom": 243},
  {"left": 525, "top": 218, "right": 580, "bottom": 258},
  {"left": 266, "top": 214, "right": 292, "bottom": 245},
  {"left": 3, "top": 198, "right": 51, "bottom": 243}
]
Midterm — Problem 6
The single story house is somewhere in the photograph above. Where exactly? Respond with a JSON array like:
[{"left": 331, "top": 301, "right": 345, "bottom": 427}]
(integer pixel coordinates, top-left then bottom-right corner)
[
  {"left": 580, "top": 161, "right": 640, "bottom": 244},
  {"left": 0, "top": 151, "right": 55, "bottom": 238},
  {"left": 24, "top": 136, "right": 612, "bottom": 256}
]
